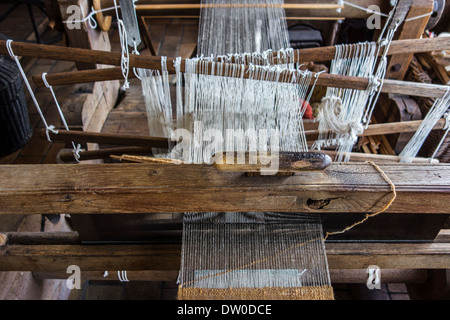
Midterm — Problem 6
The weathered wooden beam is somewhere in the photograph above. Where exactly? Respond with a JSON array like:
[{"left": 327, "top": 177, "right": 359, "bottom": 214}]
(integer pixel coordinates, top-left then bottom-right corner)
[
  {"left": 30, "top": 64, "right": 450, "bottom": 99},
  {"left": 4, "top": 36, "right": 450, "bottom": 73},
  {"left": 59, "top": 146, "right": 154, "bottom": 162},
  {"left": 99, "top": 0, "right": 389, "bottom": 19},
  {"left": 41, "top": 129, "right": 170, "bottom": 149},
  {"left": 304, "top": 118, "right": 447, "bottom": 141},
  {"left": 0, "top": 241, "right": 449, "bottom": 271},
  {"left": 0, "top": 163, "right": 449, "bottom": 215},
  {"left": 385, "top": 0, "right": 434, "bottom": 81},
  {"left": 32, "top": 269, "right": 429, "bottom": 284}
]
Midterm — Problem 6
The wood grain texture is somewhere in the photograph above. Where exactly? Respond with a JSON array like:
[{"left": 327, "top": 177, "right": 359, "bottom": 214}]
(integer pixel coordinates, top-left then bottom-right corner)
[
  {"left": 0, "top": 241, "right": 449, "bottom": 271},
  {"left": 212, "top": 152, "right": 332, "bottom": 173},
  {"left": 0, "top": 163, "right": 449, "bottom": 215}
]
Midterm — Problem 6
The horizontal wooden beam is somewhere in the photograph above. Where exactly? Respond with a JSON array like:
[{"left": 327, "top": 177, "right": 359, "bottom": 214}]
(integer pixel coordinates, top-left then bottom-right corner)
[
  {"left": 304, "top": 118, "right": 447, "bottom": 141},
  {"left": 30, "top": 65, "right": 449, "bottom": 99},
  {"left": 0, "top": 163, "right": 449, "bottom": 215},
  {"left": 32, "top": 269, "right": 429, "bottom": 284},
  {"left": 100, "top": 0, "right": 389, "bottom": 19},
  {"left": 1, "top": 38, "right": 448, "bottom": 98},
  {"left": 1, "top": 241, "right": 449, "bottom": 271},
  {"left": 41, "top": 129, "right": 170, "bottom": 148},
  {"left": 135, "top": 3, "right": 344, "bottom": 10},
  {"left": 4, "top": 37, "right": 450, "bottom": 74}
]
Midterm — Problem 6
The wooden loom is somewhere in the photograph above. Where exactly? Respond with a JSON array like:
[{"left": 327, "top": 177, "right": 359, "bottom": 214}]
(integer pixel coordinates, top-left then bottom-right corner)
[{"left": 1, "top": 0, "right": 450, "bottom": 298}]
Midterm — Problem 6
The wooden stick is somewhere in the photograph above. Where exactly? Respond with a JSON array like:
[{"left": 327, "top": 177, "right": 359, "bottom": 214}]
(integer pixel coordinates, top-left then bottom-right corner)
[
  {"left": 31, "top": 64, "right": 449, "bottom": 99},
  {"left": 113, "top": 152, "right": 333, "bottom": 173},
  {"left": 4, "top": 37, "right": 450, "bottom": 73},
  {"left": 110, "top": 155, "right": 183, "bottom": 165},
  {"left": 5, "top": 232, "right": 81, "bottom": 245},
  {"left": 1, "top": 241, "right": 449, "bottom": 271},
  {"left": 211, "top": 151, "right": 332, "bottom": 173},
  {"left": 40, "top": 129, "right": 170, "bottom": 148},
  {"left": 0, "top": 38, "right": 446, "bottom": 98},
  {"left": 140, "top": 15, "right": 347, "bottom": 20},
  {"left": 58, "top": 146, "right": 154, "bottom": 162},
  {"left": 99, "top": 0, "right": 387, "bottom": 19},
  {"left": 19, "top": 48, "right": 447, "bottom": 99},
  {"left": 32, "top": 268, "right": 429, "bottom": 284},
  {"left": 319, "top": 150, "right": 439, "bottom": 164},
  {"left": 304, "top": 118, "right": 448, "bottom": 141},
  {"left": 0, "top": 234, "right": 7, "bottom": 248}
]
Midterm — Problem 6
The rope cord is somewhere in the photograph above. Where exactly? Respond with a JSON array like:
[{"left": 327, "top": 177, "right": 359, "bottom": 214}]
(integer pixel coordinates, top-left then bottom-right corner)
[
  {"left": 41, "top": 73, "right": 84, "bottom": 162},
  {"left": 324, "top": 161, "right": 397, "bottom": 240},
  {"left": 6, "top": 40, "right": 57, "bottom": 142}
]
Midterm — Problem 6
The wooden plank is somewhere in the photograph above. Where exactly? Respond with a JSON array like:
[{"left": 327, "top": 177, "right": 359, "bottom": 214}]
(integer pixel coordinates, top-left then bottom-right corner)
[
  {"left": 30, "top": 65, "right": 450, "bottom": 99},
  {"left": 0, "top": 163, "right": 449, "bottom": 215},
  {"left": 99, "top": 0, "right": 387, "bottom": 19},
  {"left": 320, "top": 150, "right": 438, "bottom": 163},
  {"left": 33, "top": 269, "right": 428, "bottom": 284},
  {"left": 385, "top": 0, "right": 434, "bottom": 81},
  {"left": 0, "top": 241, "right": 449, "bottom": 271},
  {"left": 303, "top": 119, "right": 447, "bottom": 141}
]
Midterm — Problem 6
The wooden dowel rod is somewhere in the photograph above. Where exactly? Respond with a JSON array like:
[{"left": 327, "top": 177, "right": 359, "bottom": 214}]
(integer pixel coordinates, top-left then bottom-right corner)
[
  {"left": 33, "top": 270, "right": 179, "bottom": 282},
  {"left": 0, "top": 40, "right": 165, "bottom": 71},
  {"left": 295, "top": 37, "right": 450, "bottom": 63},
  {"left": 31, "top": 268, "right": 429, "bottom": 284},
  {"left": 0, "top": 234, "right": 7, "bottom": 248},
  {"left": 100, "top": 0, "right": 387, "bottom": 19},
  {"left": 305, "top": 118, "right": 448, "bottom": 141},
  {"left": 1, "top": 242, "right": 450, "bottom": 271},
  {"left": 40, "top": 129, "right": 170, "bottom": 148},
  {"left": 33, "top": 67, "right": 134, "bottom": 87},
  {"left": 319, "top": 150, "right": 439, "bottom": 164},
  {"left": 329, "top": 269, "right": 429, "bottom": 284},
  {"left": 363, "top": 118, "right": 447, "bottom": 136},
  {"left": 211, "top": 151, "right": 332, "bottom": 173},
  {"left": 5, "top": 232, "right": 81, "bottom": 245},
  {"left": 135, "top": 3, "right": 344, "bottom": 10},
  {"left": 140, "top": 15, "right": 347, "bottom": 20},
  {"left": 59, "top": 146, "right": 154, "bottom": 162},
  {"left": 1, "top": 39, "right": 447, "bottom": 97},
  {"left": 4, "top": 37, "right": 450, "bottom": 73},
  {"left": 31, "top": 66, "right": 449, "bottom": 99}
]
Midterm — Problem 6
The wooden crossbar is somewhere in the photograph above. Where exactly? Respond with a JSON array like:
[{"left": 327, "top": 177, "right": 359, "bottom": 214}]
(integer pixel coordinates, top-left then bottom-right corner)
[
  {"left": 1, "top": 39, "right": 449, "bottom": 98},
  {"left": 0, "top": 162, "right": 449, "bottom": 215},
  {"left": 1, "top": 240, "right": 449, "bottom": 271}
]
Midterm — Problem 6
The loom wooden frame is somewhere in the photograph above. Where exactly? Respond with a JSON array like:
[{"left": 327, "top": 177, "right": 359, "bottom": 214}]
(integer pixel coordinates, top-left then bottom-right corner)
[
  {"left": 0, "top": 230, "right": 449, "bottom": 272},
  {"left": 1, "top": 0, "right": 449, "bottom": 279},
  {"left": 0, "top": 162, "right": 449, "bottom": 215},
  {"left": 1, "top": 39, "right": 450, "bottom": 99}
]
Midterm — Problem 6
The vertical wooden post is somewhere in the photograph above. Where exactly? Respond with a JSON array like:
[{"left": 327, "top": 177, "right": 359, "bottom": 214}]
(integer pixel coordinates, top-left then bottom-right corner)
[
  {"left": 56, "top": 0, "right": 120, "bottom": 143},
  {"left": 385, "top": 0, "right": 434, "bottom": 80},
  {"left": 57, "top": 0, "right": 113, "bottom": 70},
  {"left": 374, "top": 0, "right": 434, "bottom": 154}
]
